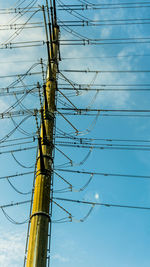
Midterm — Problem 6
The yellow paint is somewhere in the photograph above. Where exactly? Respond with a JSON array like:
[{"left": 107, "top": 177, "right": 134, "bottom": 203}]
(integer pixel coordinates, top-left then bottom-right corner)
[{"left": 26, "top": 27, "right": 59, "bottom": 267}]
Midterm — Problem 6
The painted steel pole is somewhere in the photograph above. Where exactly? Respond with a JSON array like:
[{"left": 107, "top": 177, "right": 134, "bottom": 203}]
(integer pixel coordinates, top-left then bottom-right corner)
[{"left": 26, "top": 17, "right": 59, "bottom": 267}]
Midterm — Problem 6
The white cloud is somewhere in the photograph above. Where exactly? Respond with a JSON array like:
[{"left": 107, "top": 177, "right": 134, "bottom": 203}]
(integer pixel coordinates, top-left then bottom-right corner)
[
  {"left": 52, "top": 253, "right": 70, "bottom": 263},
  {"left": 0, "top": 230, "right": 26, "bottom": 267},
  {"left": 0, "top": 99, "right": 8, "bottom": 112}
]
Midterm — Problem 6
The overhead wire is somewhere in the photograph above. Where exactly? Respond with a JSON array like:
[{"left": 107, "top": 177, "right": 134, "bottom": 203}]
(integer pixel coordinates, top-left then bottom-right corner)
[
  {"left": 54, "top": 197, "right": 150, "bottom": 211},
  {"left": 0, "top": 145, "right": 36, "bottom": 155},
  {"left": 0, "top": 115, "right": 32, "bottom": 143},
  {"left": 0, "top": 2, "right": 40, "bottom": 46},
  {"left": 6, "top": 177, "right": 32, "bottom": 195},
  {"left": 56, "top": 168, "right": 150, "bottom": 180},
  {"left": 60, "top": 68, "right": 150, "bottom": 73},
  {"left": 0, "top": 200, "right": 31, "bottom": 209},
  {"left": 0, "top": 171, "right": 34, "bottom": 180},
  {"left": 58, "top": 3, "right": 150, "bottom": 10},
  {"left": 1, "top": 207, "right": 29, "bottom": 224},
  {"left": 59, "top": 18, "right": 150, "bottom": 27}
]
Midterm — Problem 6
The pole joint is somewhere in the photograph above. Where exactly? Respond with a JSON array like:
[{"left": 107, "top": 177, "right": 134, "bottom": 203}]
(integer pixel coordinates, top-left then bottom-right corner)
[{"left": 30, "top": 212, "right": 50, "bottom": 222}]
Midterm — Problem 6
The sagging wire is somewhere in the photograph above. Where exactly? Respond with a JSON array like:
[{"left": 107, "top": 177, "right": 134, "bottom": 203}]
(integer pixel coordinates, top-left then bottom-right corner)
[
  {"left": 15, "top": 73, "right": 41, "bottom": 101},
  {"left": 0, "top": 115, "right": 32, "bottom": 144},
  {"left": 11, "top": 152, "right": 35, "bottom": 169},
  {"left": 10, "top": 114, "right": 36, "bottom": 137},
  {"left": 54, "top": 171, "right": 72, "bottom": 192},
  {"left": 52, "top": 216, "right": 70, "bottom": 223},
  {"left": 59, "top": 72, "right": 79, "bottom": 95},
  {"left": 7, "top": 0, "right": 36, "bottom": 25},
  {"left": 53, "top": 188, "right": 71, "bottom": 193},
  {"left": 72, "top": 204, "right": 95, "bottom": 223},
  {"left": 55, "top": 146, "right": 73, "bottom": 166},
  {"left": 53, "top": 199, "right": 95, "bottom": 223},
  {"left": 54, "top": 171, "right": 94, "bottom": 193},
  {"left": 1, "top": 207, "right": 29, "bottom": 225},
  {"left": 56, "top": 0, "right": 100, "bottom": 41},
  {"left": 58, "top": 18, "right": 89, "bottom": 40},
  {"left": 83, "top": 71, "right": 99, "bottom": 95},
  {"left": 56, "top": 128, "right": 75, "bottom": 139},
  {"left": 56, "top": 111, "right": 100, "bottom": 137},
  {"left": 74, "top": 147, "right": 93, "bottom": 166},
  {"left": 86, "top": 90, "right": 100, "bottom": 108},
  {"left": 57, "top": 0, "right": 90, "bottom": 22},
  {"left": 3, "top": 91, "right": 28, "bottom": 114},
  {"left": 72, "top": 173, "right": 94, "bottom": 192},
  {"left": 57, "top": 97, "right": 74, "bottom": 109},
  {"left": 57, "top": 110, "right": 79, "bottom": 135},
  {"left": 53, "top": 200, "right": 72, "bottom": 222},
  {"left": 1, "top": 62, "right": 42, "bottom": 105},
  {"left": 1, "top": 3, "right": 40, "bottom": 47},
  {"left": 55, "top": 161, "right": 74, "bottom": 168},
  {"left": 7, "top": 0, "right": 37, "bottom": 26},
  {"left": 58, "top": 91, "right": 78, "bottom": 99},
  {"left": 57, "top": 88, "right": 78, "bottom": 110},
  {"left": 13, "top": 89, "right": 36, "bottom": 115},
  {"left": 77, "top": 111, "right": 100, "bottom": 135},
  {"left": 6, "top": 177, "right": 32, "bottom": 195},
  {"left": 55, "top": 147, "right": 93, "bottom": 168}
]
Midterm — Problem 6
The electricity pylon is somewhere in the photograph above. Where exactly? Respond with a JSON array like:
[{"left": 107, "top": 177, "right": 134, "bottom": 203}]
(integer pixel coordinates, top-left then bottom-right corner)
[{"left": 26, "top": 1, "right": 59, "bottom": 266}]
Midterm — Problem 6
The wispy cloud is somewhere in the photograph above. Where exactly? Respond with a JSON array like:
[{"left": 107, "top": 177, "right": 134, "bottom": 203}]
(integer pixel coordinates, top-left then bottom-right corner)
[
  {"left": 52, "top": 253, "right": 70, "bottom": 263},
  {"left": 0, "top": 230, "right": 25, "bottom": 267}
]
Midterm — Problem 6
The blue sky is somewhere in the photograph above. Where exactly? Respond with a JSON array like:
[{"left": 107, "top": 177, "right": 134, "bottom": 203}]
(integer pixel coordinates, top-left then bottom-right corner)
[{"left": 1, "top": 0, "right": 150, "bottom": 266}]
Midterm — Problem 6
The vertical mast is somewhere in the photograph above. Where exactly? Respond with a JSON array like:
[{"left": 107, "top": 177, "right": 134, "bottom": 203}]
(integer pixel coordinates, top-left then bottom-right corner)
[{"left": 26, "top": 1, "right": 59, "bottom": 266}]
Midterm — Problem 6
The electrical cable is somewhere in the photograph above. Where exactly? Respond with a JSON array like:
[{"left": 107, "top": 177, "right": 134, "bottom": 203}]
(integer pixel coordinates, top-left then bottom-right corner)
[
  {"left": 7, "top": 178, "right": 32, "bottom": 195},
  {"left": 54, "top": 197, "right": 150, "bottom": 211},
  {"left": 0, "top": 200, "right": 31, "bottom": 209},
  {"left": 1, "top": 207, "right": 29, "bottom": 224},
  {"left": 61, "top": 69, "right": 150, "bottom": 74},
  {"left": 0, "top": 115, "right": 32, "bottom": 143},
  {"left": 0, "top": 171, "right": 34, "bottom": 180},
  {"left": 56, "top": 168, "right": 150, "bottom": 180}
]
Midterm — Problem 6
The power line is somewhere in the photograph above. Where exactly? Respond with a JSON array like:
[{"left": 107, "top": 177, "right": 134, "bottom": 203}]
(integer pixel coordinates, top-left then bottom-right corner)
[
  {"left": 0, "top": 171, "right": 34, "bottom": 180},
  {"left": 59, "top": 18, "right": 150, "bottom": 27},
  {"left": 61, "top": 54, "right": 150, "bottom": 60},
  {"left": 58, "top": 107, "right": 150, "bottom": 113},
  {"left": 54, "top": 197, "right": 150, "bottom": 211},
  {"left": 56, "top": 142, "right": 150, "bottom": 151},
  {"left": 56, "top": 168, "right": 150, "bottom": 180},
  {"left": 56, "top": 136, "right": 150, "bottom": 143},
  {"left": 0, "top": 140, "right": 36, "bottom": 149},
  {"left": 0, "top": 71, "right": 43, "bottom": 79},
  {"left": 59, "top": 2, "right": 150, "bottom": 7},
  {"left": 58, "top": 4, "right": 150, "bottom": 11},
  {"left": 59, "top": 112, "right": 150, "bottom": 118},
  {"left": 59, "top": 83, "right": 150, "bottom": 87},
  {"left": 59, "top": 87, "right": 150, "bottom": 92},
  {"left": 60, "top": 69, "right": 150, "bottom": 74},
  {"left": 60, "top": 39, "right": 150, "bottom": 46},
  {"left": 0, "top": 200, "right": 31, "bottom": 209},
  {"left": 0, "top": 146, "right": 36, "bottom": 155}
]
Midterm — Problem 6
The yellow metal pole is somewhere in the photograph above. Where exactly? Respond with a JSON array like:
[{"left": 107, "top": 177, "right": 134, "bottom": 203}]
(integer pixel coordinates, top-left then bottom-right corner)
[{"left": 26, "top": 23, "right": 59, "bottom": 267}]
